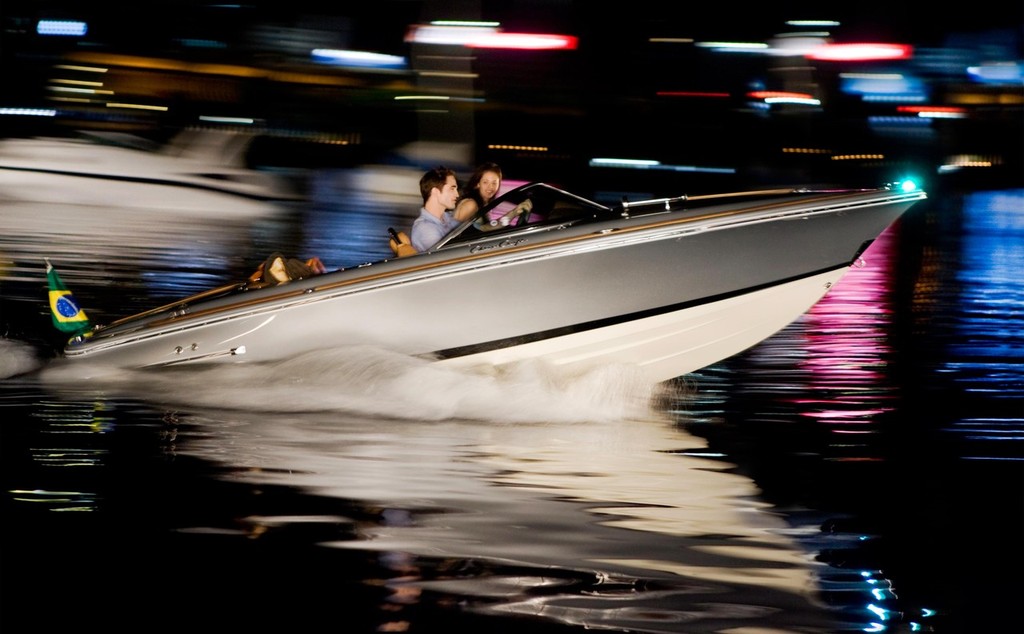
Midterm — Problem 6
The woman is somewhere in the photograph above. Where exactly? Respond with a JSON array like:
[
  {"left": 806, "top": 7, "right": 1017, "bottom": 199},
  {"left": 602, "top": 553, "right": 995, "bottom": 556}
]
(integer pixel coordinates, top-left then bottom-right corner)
[{"left": 453, "top": 162, "right": 502, "bottom": 223}]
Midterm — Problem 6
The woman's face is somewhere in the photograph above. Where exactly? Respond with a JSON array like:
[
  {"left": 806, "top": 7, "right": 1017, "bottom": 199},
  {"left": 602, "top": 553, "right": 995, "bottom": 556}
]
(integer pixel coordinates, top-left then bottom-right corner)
[{"left": 477, "top": 171, "right": 501, "bottom": 202}]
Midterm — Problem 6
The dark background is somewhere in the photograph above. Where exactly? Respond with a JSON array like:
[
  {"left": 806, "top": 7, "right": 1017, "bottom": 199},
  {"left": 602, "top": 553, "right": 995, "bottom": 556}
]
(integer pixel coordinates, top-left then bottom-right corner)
[{"left": 1, "top": 1, "right": 1021, "bottom": 195}]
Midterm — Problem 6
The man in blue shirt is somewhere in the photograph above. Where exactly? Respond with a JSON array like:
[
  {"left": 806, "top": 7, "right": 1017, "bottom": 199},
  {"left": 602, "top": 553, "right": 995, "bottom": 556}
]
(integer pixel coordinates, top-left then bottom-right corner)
[{"left": 410, "top": 166, "right": 461, "bottom": 252}]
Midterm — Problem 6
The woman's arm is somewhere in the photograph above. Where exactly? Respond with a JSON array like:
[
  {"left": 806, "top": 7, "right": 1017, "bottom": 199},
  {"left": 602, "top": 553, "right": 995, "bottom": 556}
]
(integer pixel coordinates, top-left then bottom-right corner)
[{"left": 453, "top": 198, "right": 479, "bottom": 222}]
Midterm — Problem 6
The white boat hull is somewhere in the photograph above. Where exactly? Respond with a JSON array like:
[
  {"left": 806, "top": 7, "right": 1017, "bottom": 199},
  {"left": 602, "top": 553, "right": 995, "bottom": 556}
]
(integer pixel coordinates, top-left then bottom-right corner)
[{"left": 437, "top": 268, "right": 845, "bottom": 382}]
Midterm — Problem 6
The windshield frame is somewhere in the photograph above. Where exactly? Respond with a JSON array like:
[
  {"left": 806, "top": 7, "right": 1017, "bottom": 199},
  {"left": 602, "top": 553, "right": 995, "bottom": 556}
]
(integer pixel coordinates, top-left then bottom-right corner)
[{"left": 433, "top": 182, "right": 612, "bottom": 250}]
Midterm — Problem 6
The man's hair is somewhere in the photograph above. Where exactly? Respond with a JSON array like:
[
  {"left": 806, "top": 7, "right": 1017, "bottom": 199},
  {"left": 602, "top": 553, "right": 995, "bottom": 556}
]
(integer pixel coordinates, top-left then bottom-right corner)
[{"left": 419, "top": 165, "right": 456, "bottom": 203}]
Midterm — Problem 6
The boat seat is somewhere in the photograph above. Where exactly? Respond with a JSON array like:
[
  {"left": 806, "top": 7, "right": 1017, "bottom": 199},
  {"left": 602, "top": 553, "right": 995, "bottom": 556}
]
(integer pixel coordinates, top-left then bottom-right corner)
[{"left": 388, "top": 228, "right": 417, "bottom": 257}]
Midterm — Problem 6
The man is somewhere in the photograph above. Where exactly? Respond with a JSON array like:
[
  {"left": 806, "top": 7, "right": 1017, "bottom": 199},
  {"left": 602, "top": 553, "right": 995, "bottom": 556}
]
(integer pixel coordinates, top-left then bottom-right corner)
[{"left": 409, "top": 166, "right": 461, "bottom": 252}]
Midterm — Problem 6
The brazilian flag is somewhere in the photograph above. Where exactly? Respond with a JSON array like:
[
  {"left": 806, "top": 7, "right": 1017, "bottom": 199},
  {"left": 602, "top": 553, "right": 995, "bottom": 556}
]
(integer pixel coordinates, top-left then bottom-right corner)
[{"left": 45, "top": 259, "right": 91, "bottom": 335}]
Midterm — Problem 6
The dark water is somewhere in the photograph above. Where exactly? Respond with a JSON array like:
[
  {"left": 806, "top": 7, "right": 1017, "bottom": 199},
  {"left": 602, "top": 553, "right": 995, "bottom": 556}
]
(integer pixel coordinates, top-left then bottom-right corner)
[{"left": 1, "top": 168, "right": 1022, "bottom": 633}]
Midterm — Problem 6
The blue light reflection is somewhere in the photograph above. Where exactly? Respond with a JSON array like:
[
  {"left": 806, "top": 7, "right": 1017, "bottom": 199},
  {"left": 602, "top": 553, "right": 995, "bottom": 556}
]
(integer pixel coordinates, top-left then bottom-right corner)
[{"left": 947, "top": 190, "right": 1024, "bottom": 396}]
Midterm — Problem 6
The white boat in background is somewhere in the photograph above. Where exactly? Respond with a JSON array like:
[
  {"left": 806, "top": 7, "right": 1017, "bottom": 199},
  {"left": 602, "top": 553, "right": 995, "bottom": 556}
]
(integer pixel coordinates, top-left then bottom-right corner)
[
  {"left": 59, "top": 180, "right": 927, "bottom": 383},
  {"left": 0, "top": 128, "right": 300, "bottom": 216}
]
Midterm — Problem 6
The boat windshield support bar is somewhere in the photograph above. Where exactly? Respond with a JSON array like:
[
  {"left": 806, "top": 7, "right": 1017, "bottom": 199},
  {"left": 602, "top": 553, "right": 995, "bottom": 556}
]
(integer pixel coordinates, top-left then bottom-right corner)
[{"left": 619, "top": 194, "right": 688, "bottom": 217}]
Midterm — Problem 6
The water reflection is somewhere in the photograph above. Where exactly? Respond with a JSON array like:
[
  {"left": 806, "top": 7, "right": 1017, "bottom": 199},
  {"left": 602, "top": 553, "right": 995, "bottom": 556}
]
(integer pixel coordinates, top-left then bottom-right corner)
[
  {"left": 754, "top": 217, "right": 903, "bottom": 448},
  {"left": 14, "top": 367, "right": 838, "bottom": 632},
  {"left": 685, "top": 188, "right": 1024, "bottom": 462},
  {"left": 3, "top": 179, "right": 1021, "bottom": 633},
  {"left": 903, "top": 189, "right": 1024, "bottom": 459},
  {"left": 673, "top": 187, "right": 1024, "bottom": 633},
  {"left": 947, "top": 190, "right": 1024, "bottom": 392}
]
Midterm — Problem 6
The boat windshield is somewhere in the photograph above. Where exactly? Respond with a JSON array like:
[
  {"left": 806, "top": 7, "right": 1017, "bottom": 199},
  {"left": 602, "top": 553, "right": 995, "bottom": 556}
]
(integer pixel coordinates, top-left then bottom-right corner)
[{"left": 436, "top": 182, "right": 611, "bottom": 249}]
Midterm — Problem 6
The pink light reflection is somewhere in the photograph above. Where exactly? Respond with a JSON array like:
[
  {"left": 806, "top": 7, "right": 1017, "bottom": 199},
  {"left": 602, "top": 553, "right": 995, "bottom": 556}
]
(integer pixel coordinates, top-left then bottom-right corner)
[{"left": 793, "top": 221, "right": 903, "bottom": 436}]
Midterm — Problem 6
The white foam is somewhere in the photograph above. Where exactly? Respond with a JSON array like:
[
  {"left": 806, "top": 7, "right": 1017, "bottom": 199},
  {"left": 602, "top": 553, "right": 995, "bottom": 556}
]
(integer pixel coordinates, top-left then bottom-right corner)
[
  {"left": 39, "top": 345, "right": 667, "bottom": 424},
  {"left": 0, "top": 338, "right": 43, "bottom": 378}
]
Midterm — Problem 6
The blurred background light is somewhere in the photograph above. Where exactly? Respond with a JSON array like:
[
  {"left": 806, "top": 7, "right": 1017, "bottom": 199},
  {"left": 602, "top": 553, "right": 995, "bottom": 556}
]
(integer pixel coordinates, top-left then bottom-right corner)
[
  {"left": 764, "top": 96, "right": 821, "bottom": 105},
  {"left": 695, "top": 41, "right": 770, "bottom": 53},
  {"left": 0, "top": 1, "right": 1015, "bottom": 194},
  {"left": 785, "top": 20, "right": 841, "bottom": 27},
  {"left": 807, "top": 43, "right": 913, "bottom": 61},
  {"left": 405, "top": 25, "right": 577, "bottom": 50},
  {"left": 37, "top": 20, "right": 87, "bottom": 37},
  {"left": 839, "top": 72, "right": 928, "bottom": 102},
  {"left": 590, "top": 158, "right": 735, "bottom": 174},
  {"left": 106, "top": 103, "right": 168, "bottom": 111},
  {"left": 768, "top": 35, "right": 830, "bottom": 56},
  {"left": 938, "top": 154, "right": 1001, "bottom": 172},
  {"left": 311, "top": 49, "right": 407, "bottom": 69},
  {"left": 198, "top": 116, "right": 256, "bottom": 125},
  {"left": 406, "top": 24, "right": 498, "bottom": 45},
  {"left": 967, "top": 61, "right": 1023, "bottom": 83},
  {"left": 431, "top": 20, "right": 500, "bottom": 28},
  {"left": 897, "top": 105, "right": 967, "bottom": 119},
  {"left": 0, "top": 108, "right": 57, "bottom": 117},
  {"left": 748, "top": 90, "right": 818, "bottom": 103},
  {"left": 465, "top": 33, "right": 578, "bottom": 50},
  {"left": 174, "top": 39, "right": 228, "bottom": 50}
]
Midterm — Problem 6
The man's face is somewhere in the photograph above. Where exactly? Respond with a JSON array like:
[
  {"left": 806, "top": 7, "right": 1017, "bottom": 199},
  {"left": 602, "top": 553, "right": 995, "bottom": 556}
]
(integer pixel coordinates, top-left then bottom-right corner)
[{"left": 438, "top": 175, "right": 459, "bottom": 210}]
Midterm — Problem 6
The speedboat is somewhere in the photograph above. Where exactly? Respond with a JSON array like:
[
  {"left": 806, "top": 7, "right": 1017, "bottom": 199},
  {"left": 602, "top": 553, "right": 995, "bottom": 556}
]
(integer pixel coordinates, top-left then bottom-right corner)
[
  {"left": 59, "top": 180, "right": 927, "bottom": 383},
  {"left": 0, "top": 128, "right": 299, "bottom": 216}
]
